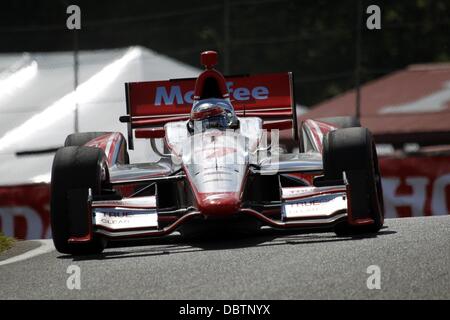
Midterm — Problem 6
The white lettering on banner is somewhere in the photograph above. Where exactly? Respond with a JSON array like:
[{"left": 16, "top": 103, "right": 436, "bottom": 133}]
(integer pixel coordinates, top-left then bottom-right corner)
[
  {"left": 154, "top": 86, "right": 194, "bottom": 106},
  {"left": 252, "top": 86, "right": 269, "bottom": 99},
  {"left": 382, "top": 177, "right": 428, "bottom": 217},
  {"left": 0, "top": 206, "right": 43, "bottom": 239},
  {"left": 154, "top": 82, "right": 269, "bottom": 106},
  {"left": 233, "top": 87, "right": 250, "bottom": 100},
  {"left": 226, "top": 82, "right": 269, "bottom": 100},
  {"left": 431, "top": 173, "right": 450, "bottom": 215},
  {"left": 155, "top": 85, "right": 183, "bottom": 106},
  {"left": 184, "top": 90, "right": 194, "bottom": 104}
]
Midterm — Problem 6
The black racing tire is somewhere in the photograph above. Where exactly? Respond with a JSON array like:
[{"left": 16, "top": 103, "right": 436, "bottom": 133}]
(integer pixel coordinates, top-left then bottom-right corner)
[
  {"left": 323, "top": 127, "right": 384, "bottom": 236},
  {"left": 298, "top": 116, "right": 360, "bottom": 153},
  {"left": 64, "top": 132, "right": 111, "bottom": 147},
  {"left": 50, "top": 146, "right": 108, "bottom": 255},
  {"left": 316, "top": 116, "right": 361, "bottom": 128},
  {"left": 65, "top": 132, "right": 130, "bottom": 164}
]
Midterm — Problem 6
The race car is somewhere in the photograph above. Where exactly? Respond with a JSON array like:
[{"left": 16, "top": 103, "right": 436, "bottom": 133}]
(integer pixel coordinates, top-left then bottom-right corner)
[{"left": 50, "top": 50, "right": 384, "bottom": 255}]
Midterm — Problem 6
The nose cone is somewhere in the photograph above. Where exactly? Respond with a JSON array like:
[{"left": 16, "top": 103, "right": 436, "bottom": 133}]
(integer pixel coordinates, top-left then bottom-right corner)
[{"left": 197, "top": 192, "right": 240, "bottom": 216}]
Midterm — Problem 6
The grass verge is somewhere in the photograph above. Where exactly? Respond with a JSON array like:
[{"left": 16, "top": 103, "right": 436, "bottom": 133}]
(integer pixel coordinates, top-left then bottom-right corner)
[{"left": 0, "top": 233, "right": 15, "bottom": 253}]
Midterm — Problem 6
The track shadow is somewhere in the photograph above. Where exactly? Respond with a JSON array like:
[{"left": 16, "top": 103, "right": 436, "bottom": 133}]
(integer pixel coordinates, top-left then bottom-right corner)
[{"left": 57, "top": 226, "right": 396, "bottom": 262}]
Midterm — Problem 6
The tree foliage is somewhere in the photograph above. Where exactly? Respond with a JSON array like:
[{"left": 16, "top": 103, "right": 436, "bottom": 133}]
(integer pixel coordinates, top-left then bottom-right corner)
[{"left": 0, "top": 0, "right": 448, "bottom": 106}]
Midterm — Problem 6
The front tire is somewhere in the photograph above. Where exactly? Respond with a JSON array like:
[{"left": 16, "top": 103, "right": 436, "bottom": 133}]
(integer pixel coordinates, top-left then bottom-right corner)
[
  {"left": 50, "top": 146, "right": 108, "bottom": 254},
  {"left": 323, "top": 127, "right": 384, "bottom": 236}
]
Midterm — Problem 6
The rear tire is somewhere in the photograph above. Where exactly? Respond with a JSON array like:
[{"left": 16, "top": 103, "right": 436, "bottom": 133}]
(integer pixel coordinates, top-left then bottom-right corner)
[
  {"left": 50, "top": 146, "right": 108, "bottom": 255},
  {"left": 317, "top": 116, "right": 360, "bottom": 128},
  {"left": 65, "top": 132, "right": 130, "bottom": 164},
  {"left": 298, "top": 116, "right": 360, "bottom": 153},
  {"left": 323, "top": 127, "right": 384, "bottom": 236},
  {"left": 64, "top": 132, "right": 110, "bottom": 147}
]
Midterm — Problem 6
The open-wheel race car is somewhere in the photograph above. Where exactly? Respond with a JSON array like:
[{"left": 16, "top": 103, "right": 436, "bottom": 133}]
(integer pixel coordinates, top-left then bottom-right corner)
[{"left": 50, "top": 51, "right": 384, "bottom": 255}]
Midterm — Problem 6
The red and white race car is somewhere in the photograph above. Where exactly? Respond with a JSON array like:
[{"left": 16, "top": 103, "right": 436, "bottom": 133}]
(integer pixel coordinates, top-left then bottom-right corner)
[{"left": 50, "top": 51, "right": 384, "bottom": 255}]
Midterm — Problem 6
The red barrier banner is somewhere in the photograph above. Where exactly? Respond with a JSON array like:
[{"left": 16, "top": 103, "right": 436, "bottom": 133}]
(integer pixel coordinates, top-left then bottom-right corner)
[
  {"left": 1, "top": 155, "right": 449, "bottom": 239},
  {"left": 0, "top": 183, "right": 51, "bottom": 239},
  {"left": 379, "top": 155, "right": 450, "bottom": 218}
]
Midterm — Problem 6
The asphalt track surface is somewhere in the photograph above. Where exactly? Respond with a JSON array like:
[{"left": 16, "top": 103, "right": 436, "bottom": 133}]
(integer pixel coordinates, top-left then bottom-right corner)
[{"left": 0, "top": 216, "right": 449, "bottom": 299}]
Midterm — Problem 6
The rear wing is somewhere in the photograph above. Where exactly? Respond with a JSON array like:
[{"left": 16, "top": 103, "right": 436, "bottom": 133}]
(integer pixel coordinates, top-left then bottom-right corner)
[{"left": 120, "top": 72, "right": 296, "bottom": 149}]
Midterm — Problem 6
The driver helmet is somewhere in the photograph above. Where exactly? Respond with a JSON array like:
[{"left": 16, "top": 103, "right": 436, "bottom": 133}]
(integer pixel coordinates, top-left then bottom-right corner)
[{"left": 189, "top": 98, "right": 237, "bottom": 132}]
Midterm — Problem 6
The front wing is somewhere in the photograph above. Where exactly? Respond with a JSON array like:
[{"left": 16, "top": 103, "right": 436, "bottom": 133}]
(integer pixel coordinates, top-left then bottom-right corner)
[{"left": 68, "top": 177, "right": 355, "bottom": 243}]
